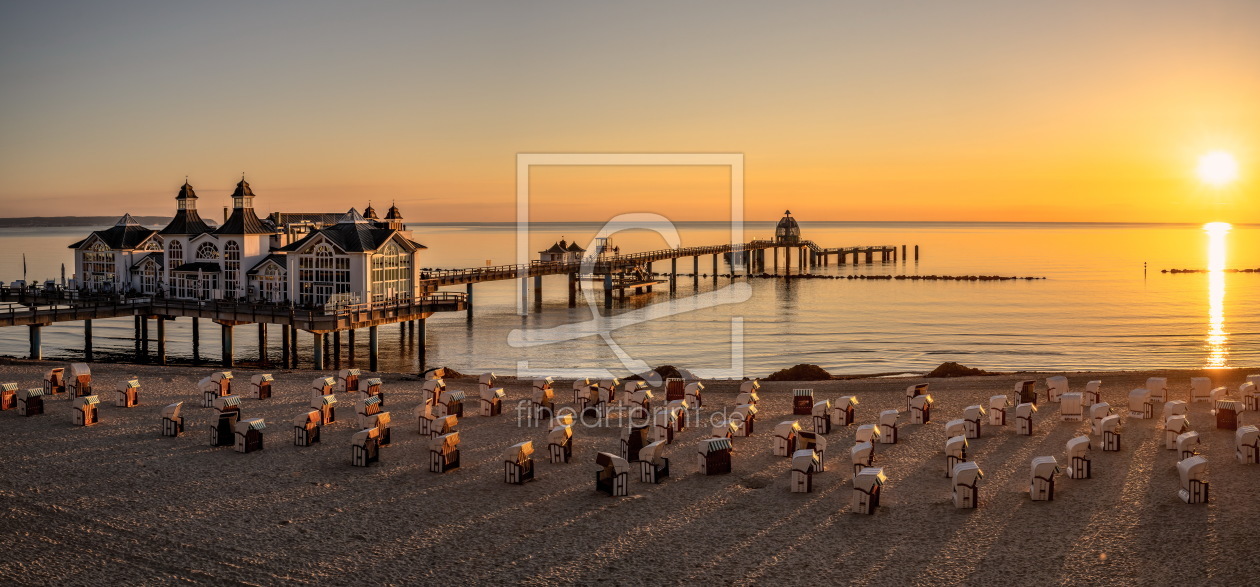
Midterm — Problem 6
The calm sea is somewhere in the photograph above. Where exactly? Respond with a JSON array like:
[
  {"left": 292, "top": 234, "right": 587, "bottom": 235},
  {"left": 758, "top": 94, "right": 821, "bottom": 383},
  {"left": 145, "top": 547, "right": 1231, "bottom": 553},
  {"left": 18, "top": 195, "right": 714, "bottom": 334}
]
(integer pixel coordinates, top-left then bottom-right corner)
[{"left": 0, "top": 222, "right": 1256, "bottom": 376}]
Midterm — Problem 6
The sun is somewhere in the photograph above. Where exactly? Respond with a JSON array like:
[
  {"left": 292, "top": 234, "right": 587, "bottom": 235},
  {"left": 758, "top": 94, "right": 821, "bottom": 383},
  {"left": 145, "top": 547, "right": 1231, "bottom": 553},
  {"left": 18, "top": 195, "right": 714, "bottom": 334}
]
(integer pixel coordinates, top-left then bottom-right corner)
[{"left": 1197, "top": 151, "right": 1239, "bottom": 187}]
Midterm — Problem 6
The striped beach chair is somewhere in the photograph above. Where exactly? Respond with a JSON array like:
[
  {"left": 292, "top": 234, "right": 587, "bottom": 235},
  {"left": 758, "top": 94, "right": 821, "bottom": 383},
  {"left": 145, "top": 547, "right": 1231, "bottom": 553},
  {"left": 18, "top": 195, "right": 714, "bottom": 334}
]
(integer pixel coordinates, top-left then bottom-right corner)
[{"left": 234, "top": 418, "right": 266, "bottom": 453}]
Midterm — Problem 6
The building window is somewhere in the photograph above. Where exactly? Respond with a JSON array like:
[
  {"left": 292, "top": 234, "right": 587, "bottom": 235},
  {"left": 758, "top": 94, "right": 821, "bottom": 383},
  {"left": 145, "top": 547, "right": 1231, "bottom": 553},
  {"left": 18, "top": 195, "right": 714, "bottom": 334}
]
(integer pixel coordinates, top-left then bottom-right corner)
[
  {"left": 297, "top": 243, "right": 351, "bottom": 306},
  {"left": 82, "top": 241, "right": 117, "bottom": 291},
  {"left": 168, "top": 241, "right": 184, "bottom": 271},
  {"left": 140, "top": 261, "right": 158, "bottom": 294},
  {"left": 252, "top": 265, "right": 285, "bottom": 302},
  {"left": 370, "top": 242, "right": 412, "bottom": 302},
  {"left": 195, "top": 241, "right": 219, "bottom": 260},
  {"left": 224, "top": 241, "right": 241, "bottom": 299}
]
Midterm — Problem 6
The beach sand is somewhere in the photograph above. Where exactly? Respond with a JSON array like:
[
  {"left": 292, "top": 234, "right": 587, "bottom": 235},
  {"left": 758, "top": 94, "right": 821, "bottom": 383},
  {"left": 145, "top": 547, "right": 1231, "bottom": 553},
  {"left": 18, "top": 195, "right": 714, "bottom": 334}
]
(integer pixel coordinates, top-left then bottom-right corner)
[{"left": 1, "top": 360, "right": 1257, "bottom": 585}]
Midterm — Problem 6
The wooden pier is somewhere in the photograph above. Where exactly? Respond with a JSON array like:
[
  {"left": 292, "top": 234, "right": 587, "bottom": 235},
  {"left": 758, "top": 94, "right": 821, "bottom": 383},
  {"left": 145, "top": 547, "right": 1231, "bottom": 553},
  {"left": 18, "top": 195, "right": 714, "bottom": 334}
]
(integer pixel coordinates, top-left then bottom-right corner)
[{"left": 1, "top": 236, "right": 912, "bottom": 371}]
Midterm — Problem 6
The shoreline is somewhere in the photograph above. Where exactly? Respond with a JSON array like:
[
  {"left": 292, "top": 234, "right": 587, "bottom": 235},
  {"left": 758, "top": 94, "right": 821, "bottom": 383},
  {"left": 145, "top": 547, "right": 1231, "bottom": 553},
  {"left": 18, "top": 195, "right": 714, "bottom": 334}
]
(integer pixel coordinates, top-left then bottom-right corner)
[{"left": 1, "top": 360, "right": 1257, "bottom": 584}]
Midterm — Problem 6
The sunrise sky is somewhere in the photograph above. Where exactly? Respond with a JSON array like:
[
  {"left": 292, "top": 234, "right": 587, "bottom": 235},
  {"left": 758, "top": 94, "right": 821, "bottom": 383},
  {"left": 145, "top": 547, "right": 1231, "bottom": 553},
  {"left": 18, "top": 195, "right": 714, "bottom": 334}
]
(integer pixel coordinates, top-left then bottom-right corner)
[{"left": 1, "top": 1, "right": 1257, "bottom": 223}]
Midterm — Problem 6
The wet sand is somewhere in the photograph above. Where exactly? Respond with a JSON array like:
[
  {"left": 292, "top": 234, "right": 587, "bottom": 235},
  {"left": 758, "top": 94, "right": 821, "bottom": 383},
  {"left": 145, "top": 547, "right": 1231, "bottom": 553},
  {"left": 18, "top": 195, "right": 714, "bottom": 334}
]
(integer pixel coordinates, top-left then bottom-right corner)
[{"left": 1, "top": 360, "right": 1257, "bottom": 585}]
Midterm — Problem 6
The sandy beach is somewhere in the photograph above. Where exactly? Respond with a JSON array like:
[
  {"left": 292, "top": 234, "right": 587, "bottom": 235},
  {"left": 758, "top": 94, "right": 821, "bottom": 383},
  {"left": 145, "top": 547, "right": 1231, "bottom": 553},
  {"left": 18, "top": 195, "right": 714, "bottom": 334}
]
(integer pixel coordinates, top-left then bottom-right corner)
[{"left": 1, "top": 360, "right": 1257, "bottom": 586}]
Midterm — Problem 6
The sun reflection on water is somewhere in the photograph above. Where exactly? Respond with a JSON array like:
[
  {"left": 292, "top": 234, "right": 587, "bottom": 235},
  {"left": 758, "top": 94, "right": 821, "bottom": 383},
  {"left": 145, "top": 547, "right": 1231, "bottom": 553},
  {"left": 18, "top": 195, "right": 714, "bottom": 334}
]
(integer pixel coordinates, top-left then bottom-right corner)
[{"left": 1204, "top": 222, "right": 1230, "bottom": 368}]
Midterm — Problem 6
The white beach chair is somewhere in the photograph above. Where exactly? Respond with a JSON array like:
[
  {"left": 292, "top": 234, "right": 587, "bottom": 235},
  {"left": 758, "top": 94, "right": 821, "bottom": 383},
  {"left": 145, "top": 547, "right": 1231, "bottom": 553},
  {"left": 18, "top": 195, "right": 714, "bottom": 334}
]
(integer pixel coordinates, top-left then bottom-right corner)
[
  {"left": 851, "top": 441, "right": 875, "bottom": 476},
  {"left": 698, "top": 437, "right": 733, "bottom": 475},
  {"left": 791, "top": 449, "right": 821, "bottom": 493},
  {"left": 663, "top": 377, "right": 685, "bottom": 402},
  {"left": 1128, "top": 388, "right": 1153, "bottom": 419},
  {"left": 161, "top": 402, "right": 184, "bottom": 437},
  {"left": 362, "top": 412, "right": 392, "bottom": 446},
  {"left": 1066, "top": 435, "right": 1091, "bottom": 479},
  {"left": 357, "top": 394, "right": 383, "bottom": 428},
  {"left": 833, "top": 395, "right": 858, "bottom": 427},
  {"left": 529, "top": 385, "right": 553, "bottom": 423},
  {"left": 595, "top": 453, "right": 631, "bottom": 497},
  {"left": 878, "top": 410, "right": 899, "bottom": 444},
  {"left": 1177, "top": 455, "right": 1209, "bottom": 504},
  {"left": 1145, "top": 377, "right": 1168, "bottom": 403},
  {"left": 1190, "top": 377, "right": 1212, "bottom": 403},
  {"left": 337, "top": 369, "right": 361, "bottom": 393},
  {"left": 944, "top": 418, "right": 966, "bottom": 440},
  {"left": 549, "top": 420, "right": 574, "bottom": 463},
  {"left": 732, "top": 404, "right": 757, "bottom": 437},
  {"left": 1083, "top": 380, "right": 1101, "bottom": 407},
  {"left": 945, "top": 435, "right": 968, "bottom": 478},
  {"left": 856, "top": 423, "right": 881, "bottom": 444},
  {"left": 989, "top": 395, "right": 1009, "bottom": 426},
  {"left": 1165, "top": 400, "right": 1188, "bottom": 418},
  {"left": 114, "top": 378, "right": 140, "bottom": 408},
  {"left": 1014, "top": 380, "right": 1037, "bottom": 406},
  {"left": 1240, "top": 382, "right": 1259, "bottom": 411},
  {"left": 736, "top": 389, "right": 759, "bottom": 408},
  {"left": 1029, "top": 456, "right": 1060, "bottom": 501},
  {"left": 200, "top": 371, "right": 233, "bottom": 407},
  {"left": 572, "top": 378, "right": 595, "bottom": 408},
  {"left": 774, "top": 421, "right": 802, "bottom": 457},
  {"left": 685, "top": 382, "right": 705, "bottom": 409},
  {"left": 1060, "top": 393, "right": 1083, "bottom": 422},
  {"left": 1164, "top": 415, "right": 1191, "bottom": 450},
  {"left": 812, "top": 400, "right": 833, "bottom": 434},
  {"left": 310, "top": 375, "right": 334, "bottom": 397},
  {"left": 739, "top": 379, "right": 761, "bottom": 395},
  {"left": 422, "top": 378, "right": 445, "bottom": 407},
  {"left": 621, "top": 424, "right": 650, "bottom": 462},
  {"left": 1177, "top": 431, "right": 1201, "bottom": 461},
  {"left": 1216, "top": 399, "right": 1243, "bottom": 430},
  {"left": 652, "top": 408, "right": 677, "bottom": 444},
  {"left": 792, "top": 389, "right": 814, "bottom": 415},
  {"left": 1015, "top": 402, "right": 1037, "bottom": 436},
  {"left": 953, "top": 462, "right": 984, "bottom": 509},
  {"left": 1100, "top": 415, "right": 1121, "bottom": 451},
  {"left": 234, "top": 418, "right": 265, "bottom": 454},
  {"left": 1046, "top": 376, "right": 1068, "bottom": 403},
  {"left": 852, "top": 467, "right": 886, "bottom": 514},
  {"left": 351, "top": 427, "right": 379, "bottom": 466},
  {"left": 68, "top": 363, "right": 93, "bottom": 398},
  {"left": 906, "top": 383, "right": 928, "bottom": 410},
  {"left": 480, "top": 387, "right": 505, "bottom": 417},
  {"left": 628, "top": 388, "right": 654, "bottom": 416},
  {"left": 429, "top": 432, "right": 460, "bottom": 473},
  {"left": 293, "top": 410, "right": 321, "bottom": 446},
  {"left": 1209, "top": 386, "right": 1229, "bottom": 405},
  {"left": 211, "top": 395, "right": 243, "bottom": 447},
  {"left": 639, "top": 440, "right": 669, "bottom": 483},
  {"left": 711, "top": 420, "right": 739, "bottom": 439},
  {"left": 797, "top": 431, "right": 827, "bottom": 471},
  {"left": 43, "top": 367, "right": 65, "bottom": 396},
  {"left": 16, "top": 388, "right": 44, "bottom": 417},
  {"left": 71, "top": 395, "right": 100, "bottom": 426},
  {"left": 963, "top": 405, "right": 986, "bottom": 439},
  {"left": 504, "top": 441, "right": 536, "bottom": 484},
  {"left": 1089, "top": 403, "right": 1111, "bottom": 435},
  {"left": 1235, "top": 426, "right": 1260, "bottom": 464},
  {"left": 910, "top": 394, "right": 934, "bottom": 425},
  {"left": 249, "top": 374, "right": 273, "bottom": 400}
]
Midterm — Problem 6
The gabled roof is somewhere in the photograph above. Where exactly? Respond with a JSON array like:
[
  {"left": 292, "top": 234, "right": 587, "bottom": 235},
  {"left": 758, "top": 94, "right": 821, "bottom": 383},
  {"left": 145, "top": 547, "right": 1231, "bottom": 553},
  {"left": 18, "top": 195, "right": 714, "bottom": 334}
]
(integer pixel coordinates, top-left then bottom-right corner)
[
  {"left": 363, "top": 203, "right": 379, "bottom": 220},
  {"left": 246, "top": 253, "right": 287, "bottom": 276},
  {"left": 566, "top": 241, "right": 586, "bottom": 252},
  {"left": 278, "top": 219, "right": 424, "bottom": 254},
  {"left": 384, "top": 203, "right": 402, "bottom": 220},
  {"left": 129, "top": 252, "right": 164, "bottom": 272},
  {"left": 215, "top": 179, "right": 272, "bottom": 235},
  {"left": 161, "top": 182, "right": 213, "bottom": 235},
  {"left": 69, "top": 215, "right": 161, "bottom": 250}
]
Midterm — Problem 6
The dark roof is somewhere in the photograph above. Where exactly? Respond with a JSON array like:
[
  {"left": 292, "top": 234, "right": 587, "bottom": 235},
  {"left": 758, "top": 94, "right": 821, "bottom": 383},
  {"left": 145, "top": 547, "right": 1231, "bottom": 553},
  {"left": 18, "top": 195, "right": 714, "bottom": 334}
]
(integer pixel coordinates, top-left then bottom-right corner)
[
  {"left": 278, "top": 211, "right": 422, "bottom": 253},
  {"left": 216, "top": 179, "right": 273, "bottom": 235},
  {"left": 363, "top": 204, "right": 378, "bottom": 219},
  {"left": 216, "top": 207, "right": 272, "bottom": 235},
  {"left": 566, "top": 242, "right": 586, "bottom": 252},
  {"left": 268, "top": 212, "right": 343, "bottom": 227},
  {"left": 129, "top": 252, "right": 164, "bottom": 272},
  {"left": 162, "top": 183, "right": 212, "bottom": 235},
  {"left": 540, "top": 242, "right": 568, "bottom": 254},
  {"left": 170, "top": 262, "right": 222, "bottom": 273},
  {"left": 70, "top": 214, "right": 160, "bottom": 250},
  {"left": 246, "top": 253, "right": 286, "bottom": 276},
  {"left": 384, "top": 203, "right": 402, "bottom": 220}
]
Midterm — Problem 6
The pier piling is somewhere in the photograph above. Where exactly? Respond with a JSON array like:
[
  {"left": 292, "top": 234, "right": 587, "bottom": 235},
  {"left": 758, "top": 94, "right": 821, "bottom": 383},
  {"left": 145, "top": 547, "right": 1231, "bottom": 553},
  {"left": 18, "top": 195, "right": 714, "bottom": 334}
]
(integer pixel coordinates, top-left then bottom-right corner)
[
  {"left": 369, "top": 325, "right": 379, "bottom": 372},
  {"left": 347, "top": 328, "right": 355, "bottom": 366},
  {"left": 417, "top": 318, "right": 426, "bottom": 372},
  {"left": 28, "top": 324, "right": 42, "bottom": 360},
  {"left": 191, "top": 317, "right": 200, "bottom": 364},
  {"left": 312, "top": 332, "right": 324, "bottom": 370},
  {"left": 84, "top": 319, "right": 93, "bottom": 362},
  {"left": 257, "top": 323, "right": 267, "bottom": 367},
  {"left": 281, "top": 323, "right": 290, "bottom": 367},
  {"left": 157, "top": 317, "right": 166, "bottom": 365},
  {"left": 221, "top": 324, "right": 234, "bottom": 367},
  {"left": 332, "top": 330, "right": 341, "bottom": 368},
  {"left": 467, "top": 282, "right": 475, "bottom": 320}
]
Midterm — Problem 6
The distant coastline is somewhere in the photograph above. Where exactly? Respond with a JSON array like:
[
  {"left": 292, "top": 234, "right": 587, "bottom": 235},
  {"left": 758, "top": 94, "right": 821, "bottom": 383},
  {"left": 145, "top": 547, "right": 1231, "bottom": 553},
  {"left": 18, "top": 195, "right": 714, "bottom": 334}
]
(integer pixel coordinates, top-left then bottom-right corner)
[{"left": 0, "top": 216, "right": 203, "bottom": 228}]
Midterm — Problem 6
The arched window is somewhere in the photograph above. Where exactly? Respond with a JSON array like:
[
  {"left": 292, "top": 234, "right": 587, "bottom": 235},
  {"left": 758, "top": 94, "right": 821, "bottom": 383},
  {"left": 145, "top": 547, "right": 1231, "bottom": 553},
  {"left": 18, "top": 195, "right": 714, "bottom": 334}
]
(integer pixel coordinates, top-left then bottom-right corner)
[
  {"left": 195, "top": 241, "right": 219, "bottom": 260},
  {"left": 224, "top": 241, "right": 241, "bottom": 298},
  {"left": 297, "top": 243, "right": 351, "bottom": 306},
  {"left": 82, "top": 240, "right": 116, "bottom": 291},
  {"left": 255, "top": 265, "right": 285, "bottom": 302},
  {"left": 168, "top": 241, "right": 183, "bottom": 271},
  {"left": 371, "top": 242, "right": 412, "bottom": 301}
]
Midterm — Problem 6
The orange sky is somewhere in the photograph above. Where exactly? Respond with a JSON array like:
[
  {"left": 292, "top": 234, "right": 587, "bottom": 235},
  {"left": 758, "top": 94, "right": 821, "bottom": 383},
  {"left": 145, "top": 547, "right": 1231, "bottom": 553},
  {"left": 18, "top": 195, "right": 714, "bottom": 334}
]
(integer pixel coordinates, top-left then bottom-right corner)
[{"left": 0, "top": 2, "right": 1257, "bottom": 223}]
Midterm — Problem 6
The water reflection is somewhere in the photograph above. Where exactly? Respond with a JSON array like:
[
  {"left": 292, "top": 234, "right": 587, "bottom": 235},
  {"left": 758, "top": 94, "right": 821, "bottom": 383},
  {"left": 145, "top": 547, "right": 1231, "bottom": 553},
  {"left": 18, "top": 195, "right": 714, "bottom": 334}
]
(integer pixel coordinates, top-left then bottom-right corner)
[{"left": 1204, "top": 222, "right": 1230, "bottom": 368}]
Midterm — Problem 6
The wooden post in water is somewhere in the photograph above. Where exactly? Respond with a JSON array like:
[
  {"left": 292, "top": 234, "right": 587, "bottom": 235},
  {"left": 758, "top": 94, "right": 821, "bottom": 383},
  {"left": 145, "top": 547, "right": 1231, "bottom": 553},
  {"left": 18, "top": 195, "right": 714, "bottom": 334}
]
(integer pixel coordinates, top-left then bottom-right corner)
[
  {"left": 693, "top": 256, "right": 699, "bottom": 286},
  {"left": 604, "top": 273, "right": 613, "bottom": 308},
  {"left": 369, "top": 325, "right": 379, "bottom": 372},
  {"left": 312, "top": 332, "right": 324, "bottom": 371},
  {"left": 347, "top": 328, "right": 355, "bottom": 366},
  {"left": 157, "top": 317, "right": 166, "bottom": 366},
  {"left": 902, "top": 245, "right": 907, "bottom": 262},
  {"left": 281, "top": 323, "right": 290, "bottom": 368},
  {"left": 915, "top": 245, "right": 919, "bottom": 261},
  {"left": 192, "top": 317, "right": 200, "bottom": 364},
  {"left": 332, "top": 330, "right": 341, "bottom": 368},
  {"left": 84, "top": 319, "right": 93, "bottom": 362},
  {"left": 140, "top": 316, "right": 149, "bottom": 359},
  {"left": 467, "top": 282, "right": 475, "bottom": 320},
  {"left": 257, "top": 323, "right": 267, "bottom": 367},
  {"left": 290, "top": 324, "right": 299, "bottom": 369},
  {"left": 567, "top": 273, "right": 577, "bottom": 307},
  {"left": 670, "top": 258, "right": 677, "bottom": 292},
  {"left": 533, "top": 275, "right": 543, "bottom": 309},
  {"left": 712, "top": 254, "right": 718, "bottom": 279},
  {"left": 28, "top": 324, "right": 41, "bottom": 361},
  {"left": 417, "top": 318, "right": 427, "bottom": 373},
  {"left": 221, "top": 324, "right": 234, "bottom": 368}
]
